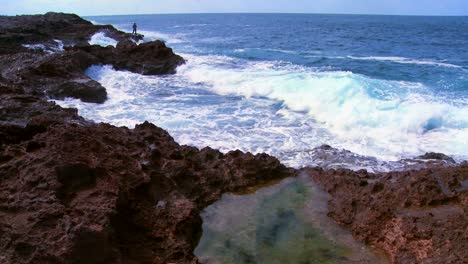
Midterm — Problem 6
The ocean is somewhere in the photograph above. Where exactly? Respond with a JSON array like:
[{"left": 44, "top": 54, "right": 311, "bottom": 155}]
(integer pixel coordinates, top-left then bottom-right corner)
[{"left": 56, "top": 13, "right": 468, "bottom": 170}]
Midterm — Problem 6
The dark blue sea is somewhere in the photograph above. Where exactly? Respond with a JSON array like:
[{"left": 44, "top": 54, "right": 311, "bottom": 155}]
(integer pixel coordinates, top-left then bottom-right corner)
[{"left": 57, "top": 14, "right": 468, "bottom": 169}]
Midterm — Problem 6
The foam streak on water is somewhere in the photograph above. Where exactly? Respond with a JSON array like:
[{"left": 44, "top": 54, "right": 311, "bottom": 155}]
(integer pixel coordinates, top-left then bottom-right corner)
[{"left": 345, "top": 56, "right": 462, "bottom": 68}]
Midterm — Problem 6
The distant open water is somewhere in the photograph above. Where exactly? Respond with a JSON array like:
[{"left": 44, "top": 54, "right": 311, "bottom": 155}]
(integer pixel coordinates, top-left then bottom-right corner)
[{"left": 56, "top": 14, "right": 468, "bottom": 169}]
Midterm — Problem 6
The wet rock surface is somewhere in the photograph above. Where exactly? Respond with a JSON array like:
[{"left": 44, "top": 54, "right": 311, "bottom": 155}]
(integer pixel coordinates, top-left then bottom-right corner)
[
  {"left": 418, "top": 152, "right": 456, "bottom": 163},
  {"left": 303, "top": 165, "right": 468, "bottom": 264},
  {"left": 69, "top": 39, "right": 184, "bottom": 75},
  {"left": 0, "top": 12, "right": 184, "bottom": 103},
  {"left": 0, "top": 12, "right": 129, "bottom": 54},
  {"left": 301, "top": 145, "right": 458, "bottom": 173}
]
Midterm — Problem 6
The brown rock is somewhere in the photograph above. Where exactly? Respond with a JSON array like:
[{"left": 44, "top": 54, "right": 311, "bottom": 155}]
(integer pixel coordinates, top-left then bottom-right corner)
[
  {"left": 303, "top": 165, "right": 468, "bottom": 263},
  {"left": 0, "top": 12, "right": 131, "bottom": 54},
  {"left": 0, "top": 120, "right": 293, "bottom": 263},
  {"left": 47, "top": 79, "right": 107, "bottom": 103},
  {"left": 0, "top": 13, "right": 184, "bottom": 103}
]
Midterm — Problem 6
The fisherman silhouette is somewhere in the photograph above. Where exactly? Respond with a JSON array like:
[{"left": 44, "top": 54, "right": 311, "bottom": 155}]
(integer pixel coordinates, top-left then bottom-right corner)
[{"left": 132, "top": 22, "right": 137, "bottom": 35}]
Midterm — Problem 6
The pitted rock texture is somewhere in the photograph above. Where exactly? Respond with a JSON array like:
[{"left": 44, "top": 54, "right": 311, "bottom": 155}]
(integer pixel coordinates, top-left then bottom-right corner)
[
  {"left": 0, "top": 12, "right": 129, "bottom": 54},
  {"left": 0, "top": 121, "right": 293, "bottom": 264},
  {"left": 0, "top": 12, "right": 184, "bottom": 103},
  {"left": 303, "top": 165, "right": 468, "bottom": 264}
]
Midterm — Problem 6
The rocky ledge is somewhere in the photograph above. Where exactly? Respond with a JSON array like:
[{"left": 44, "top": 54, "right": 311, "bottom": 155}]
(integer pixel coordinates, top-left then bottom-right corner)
[
  {"left": 0, "top": 12, "right": 184, "bottom": 103},
  {"left": 303, "top": 164, "right": 467, "bottom": 263},
  {"left": 0, "top": 12, "right": 293, "bottom": 264},
  {"left": 0, "top": 12, "right": 466, "bottom": 264}
]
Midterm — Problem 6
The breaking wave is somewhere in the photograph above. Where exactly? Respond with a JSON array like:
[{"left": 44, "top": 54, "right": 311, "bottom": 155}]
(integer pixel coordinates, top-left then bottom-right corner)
[
  {"left": 89, "top": 32, "right": 118, "bottom": 47},
  {"left": 55, "top": 51, "right": 468, "bottom": 168}
]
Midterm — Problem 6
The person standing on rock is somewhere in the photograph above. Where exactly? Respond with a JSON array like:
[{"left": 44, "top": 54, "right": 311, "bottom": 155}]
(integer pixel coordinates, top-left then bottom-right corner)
[{"left": 132, "top": 22, "right": 137, "bottom": 35}]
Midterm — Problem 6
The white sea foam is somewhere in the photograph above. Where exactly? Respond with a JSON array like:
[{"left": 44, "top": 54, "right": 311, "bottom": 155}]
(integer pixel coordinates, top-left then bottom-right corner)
[
  {"left": 138, "top": 30, "right": 186, "bottom": 44},
  {"left": 22, "top": 39, "right": 65, "bottom": 53},
  {"left": 89, "top": 32, "right": 118, "bottom": 47},
  {"left": 54, "top": 52, "right": 468, "bottom": 168},
  {"left": 54, "top": 39, "right": 64, "bottom": 51},
  {"left": 22, "top": 43, "right": 49, "bottom": 52},
  {"left": 177, "top": 54, "right": 468, "bottom": 160}
]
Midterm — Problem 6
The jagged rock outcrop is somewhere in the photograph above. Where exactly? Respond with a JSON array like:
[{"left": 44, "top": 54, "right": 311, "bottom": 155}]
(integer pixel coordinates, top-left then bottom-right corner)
[
  {"left": 68, "top": 39, "right": 184, "bottom": 75},
  {"left": 0, "top": 119, "right": 293, "bottom": 263},
  {"left": 303, "top": 165, "right": 468, "bottom": 263},
  {"left": 0, "top": 12, "right": 184, "bottom": 103},
  {"left": 0, "top": 82, "right": 85, "bottom": 147},
  {"left": 4, "top": 40, "right": 184, "bottom": 103},
  {"left": 0, "top": 12, "right": 130, "bottom": 54}
]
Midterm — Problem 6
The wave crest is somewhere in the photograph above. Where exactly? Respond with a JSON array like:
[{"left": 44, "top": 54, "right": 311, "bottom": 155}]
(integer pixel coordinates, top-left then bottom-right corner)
[{"left": 178, "top": 54, "right": 468, "bottom": 159}]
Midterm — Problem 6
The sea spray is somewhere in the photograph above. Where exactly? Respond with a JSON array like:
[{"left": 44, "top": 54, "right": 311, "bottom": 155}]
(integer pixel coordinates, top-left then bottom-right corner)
[
  {"left": 57, "top": 14, "right": 468, "bottom": 168},
  {"left": 56, "top": 55, "right": 468, "bottom": 167},
  {"left": 89, "top": 32, "right": 118, "bottom": 47}
]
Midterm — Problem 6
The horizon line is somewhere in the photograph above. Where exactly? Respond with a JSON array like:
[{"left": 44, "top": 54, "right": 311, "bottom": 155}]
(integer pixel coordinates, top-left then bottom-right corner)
[
  {"left": 2, "top": 11, "right": 467, "bottom": 18},
  {"left": 87, "top": 12, "right": 468, "bottom": 17}
]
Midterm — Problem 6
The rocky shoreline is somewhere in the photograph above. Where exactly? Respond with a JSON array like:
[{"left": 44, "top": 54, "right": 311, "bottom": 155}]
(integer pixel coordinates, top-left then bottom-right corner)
[{"left": 0, "top": 13, "right": 466, "bottom": 264}]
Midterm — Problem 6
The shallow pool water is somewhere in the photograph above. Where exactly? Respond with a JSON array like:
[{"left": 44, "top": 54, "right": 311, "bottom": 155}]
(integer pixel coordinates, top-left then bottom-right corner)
[{"left": 195, "top": 174, "right": 388, "bottom": 264}]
